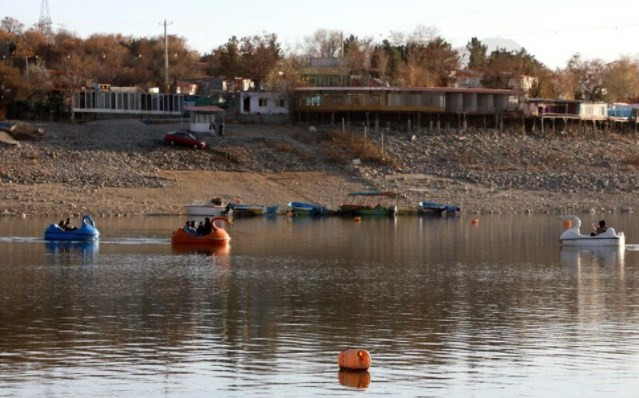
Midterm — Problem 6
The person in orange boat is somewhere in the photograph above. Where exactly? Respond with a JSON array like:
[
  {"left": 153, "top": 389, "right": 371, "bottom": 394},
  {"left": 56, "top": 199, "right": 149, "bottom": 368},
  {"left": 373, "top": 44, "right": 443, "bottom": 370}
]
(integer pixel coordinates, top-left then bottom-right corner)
[{"left": 202, "top": 218, "right": 212, "bottom": 235}]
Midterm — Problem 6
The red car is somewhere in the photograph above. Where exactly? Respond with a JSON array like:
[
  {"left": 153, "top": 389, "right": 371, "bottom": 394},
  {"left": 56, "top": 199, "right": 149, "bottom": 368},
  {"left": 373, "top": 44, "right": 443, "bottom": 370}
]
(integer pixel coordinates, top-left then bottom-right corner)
[{"left": 164, "top": 131, "right": 206, "bottom": 149}]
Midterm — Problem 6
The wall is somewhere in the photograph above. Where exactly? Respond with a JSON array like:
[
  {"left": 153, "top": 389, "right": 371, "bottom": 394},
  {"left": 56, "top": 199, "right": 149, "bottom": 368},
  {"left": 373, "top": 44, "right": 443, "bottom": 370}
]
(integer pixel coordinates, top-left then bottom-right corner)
[{"left": 239, "top": 92, "right": 289, "bottom": 114}]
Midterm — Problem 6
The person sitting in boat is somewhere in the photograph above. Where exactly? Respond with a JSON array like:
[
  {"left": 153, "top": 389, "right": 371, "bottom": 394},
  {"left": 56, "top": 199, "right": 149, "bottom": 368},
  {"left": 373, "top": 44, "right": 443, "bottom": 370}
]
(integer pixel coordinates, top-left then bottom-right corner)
[
  {"left": 58, "top": 219, "right": 66, "bottom": 230},
  {"left": 64, "top": 217, "right": 78, "bottom": 231},
  {"left": 184, "top": 220, "right": 197, "bottom": 235},
  {"left": 196, "top": 221, "right": 205, "bottom": 235},
  {"left": 591, "top": 220, "right": 607, "bottom": 236},
  {"left": 202, "top": 217, "right": 212, "bottom": 235}
]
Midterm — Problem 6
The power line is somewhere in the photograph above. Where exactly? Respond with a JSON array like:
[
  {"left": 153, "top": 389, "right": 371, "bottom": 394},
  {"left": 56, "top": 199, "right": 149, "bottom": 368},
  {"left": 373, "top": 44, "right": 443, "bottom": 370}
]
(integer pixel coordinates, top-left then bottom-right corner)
[{"left": 448, "top": 22, "right": 639, "bottom": 42}]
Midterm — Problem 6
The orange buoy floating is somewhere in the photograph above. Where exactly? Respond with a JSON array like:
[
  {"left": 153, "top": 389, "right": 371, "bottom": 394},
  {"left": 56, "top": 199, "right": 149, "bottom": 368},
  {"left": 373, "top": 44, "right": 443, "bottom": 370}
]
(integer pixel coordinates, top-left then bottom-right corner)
[
  {"left": 563, "top": 219, "right": 572, "bottom": 230},
  {"left": 338, "top": 370, "right": 371, "bottom": 389},
  {"left": 338, "top": 349, "right": 371, "bottom": 371},
  {"left": 353, "top": 216, "right": 362, "bottom": 222},
  {"left": 471, "top": 218, "right": 479, "bottom": 226}
]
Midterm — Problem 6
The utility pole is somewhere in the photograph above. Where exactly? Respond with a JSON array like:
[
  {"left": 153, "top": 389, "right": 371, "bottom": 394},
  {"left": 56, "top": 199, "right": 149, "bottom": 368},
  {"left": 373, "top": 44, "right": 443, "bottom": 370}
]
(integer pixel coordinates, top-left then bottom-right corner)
[{"left": 162, "top": 19, "right": 173, "bottom": 89}]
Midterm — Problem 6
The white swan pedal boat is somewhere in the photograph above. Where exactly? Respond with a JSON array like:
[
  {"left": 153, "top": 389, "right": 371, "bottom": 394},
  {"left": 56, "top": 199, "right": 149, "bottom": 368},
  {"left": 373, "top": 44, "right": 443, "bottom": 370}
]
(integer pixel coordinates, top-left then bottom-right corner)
[{"left": 560, "top": 216, "right": 625, "bottom": 247}]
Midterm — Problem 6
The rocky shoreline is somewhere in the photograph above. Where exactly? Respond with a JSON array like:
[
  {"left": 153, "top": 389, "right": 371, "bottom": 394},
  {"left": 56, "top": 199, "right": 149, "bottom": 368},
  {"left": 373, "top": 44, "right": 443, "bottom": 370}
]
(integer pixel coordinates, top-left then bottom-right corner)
[{"left": 0, "top": 119, "right": 638, "bottom": 217}]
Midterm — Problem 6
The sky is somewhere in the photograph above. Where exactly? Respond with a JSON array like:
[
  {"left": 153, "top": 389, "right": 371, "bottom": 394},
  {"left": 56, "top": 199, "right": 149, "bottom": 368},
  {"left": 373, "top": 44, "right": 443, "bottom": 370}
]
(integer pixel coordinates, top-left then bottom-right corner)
[{"left": 2, "top": 0, "right": 639, "bottom": 68}]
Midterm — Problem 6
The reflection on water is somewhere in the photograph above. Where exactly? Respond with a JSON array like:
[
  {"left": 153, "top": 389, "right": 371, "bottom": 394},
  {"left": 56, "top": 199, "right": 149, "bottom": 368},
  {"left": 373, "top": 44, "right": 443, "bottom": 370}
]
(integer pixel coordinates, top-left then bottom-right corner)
[
  {"left": 337, "top": 370, "right": 371, "bottom": 389},
  {"left": 170, "top": 243, "right": 231, "bottom": 257},
  {"left": 44, "top": 240, "right": 100, "bottom": 265},
  {"left": 2, "top": 215, "right": 639, "bottom": 397},
  {"left": 560, "top": 246, "right": 626, "bottom": 269}
]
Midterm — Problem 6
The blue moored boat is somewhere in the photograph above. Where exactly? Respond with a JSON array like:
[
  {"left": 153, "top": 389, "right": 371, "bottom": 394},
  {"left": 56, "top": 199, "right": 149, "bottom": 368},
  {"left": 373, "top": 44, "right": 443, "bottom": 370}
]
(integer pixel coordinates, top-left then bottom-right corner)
[
  {"left": 44, "top": 215, "right": 100, "bottom": 241},
  {"left": 287, "top": 201, "right": 327, "bottom": 216},
  {"left": 418, "top": 201, "right": 460, "bottom": 216}
]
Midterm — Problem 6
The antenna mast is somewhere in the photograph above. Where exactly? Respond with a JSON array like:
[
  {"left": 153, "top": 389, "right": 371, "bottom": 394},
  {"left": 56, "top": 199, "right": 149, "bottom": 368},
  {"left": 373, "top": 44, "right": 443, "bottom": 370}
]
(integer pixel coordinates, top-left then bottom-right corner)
[{"left": 38, "top": 0, "right": 53, "bottom": 34}]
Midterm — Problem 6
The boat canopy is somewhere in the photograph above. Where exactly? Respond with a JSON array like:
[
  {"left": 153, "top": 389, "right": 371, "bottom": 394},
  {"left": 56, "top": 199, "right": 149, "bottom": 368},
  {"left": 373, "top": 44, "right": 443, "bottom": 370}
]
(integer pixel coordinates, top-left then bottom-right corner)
[{"left": 347, "top": 191, "right": 397, "bottom": 197}]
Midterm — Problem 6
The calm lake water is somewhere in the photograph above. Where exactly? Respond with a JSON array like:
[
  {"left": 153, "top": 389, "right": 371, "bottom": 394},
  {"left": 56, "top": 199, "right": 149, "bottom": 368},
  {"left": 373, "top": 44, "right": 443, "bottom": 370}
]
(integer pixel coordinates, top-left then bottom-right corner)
[{"left": 2, "top": 214, "right": 639, "bottom": 397}]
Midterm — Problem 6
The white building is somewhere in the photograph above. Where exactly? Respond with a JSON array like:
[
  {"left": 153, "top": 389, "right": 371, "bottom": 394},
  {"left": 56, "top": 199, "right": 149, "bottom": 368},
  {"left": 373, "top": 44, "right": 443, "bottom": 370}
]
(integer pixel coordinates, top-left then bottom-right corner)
[
  {"left": 184, "top": 105, "right": 225, "bottom": 134},
  {"left": 239, "top": 92, "right": 289, "bottom": 115}
]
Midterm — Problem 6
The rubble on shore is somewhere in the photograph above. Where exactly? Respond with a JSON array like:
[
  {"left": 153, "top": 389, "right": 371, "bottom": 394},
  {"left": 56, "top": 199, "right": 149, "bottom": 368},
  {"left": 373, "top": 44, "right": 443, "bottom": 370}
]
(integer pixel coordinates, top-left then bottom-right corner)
[{"left": 0, "top": 119, "right": 637, "bottom": 216}]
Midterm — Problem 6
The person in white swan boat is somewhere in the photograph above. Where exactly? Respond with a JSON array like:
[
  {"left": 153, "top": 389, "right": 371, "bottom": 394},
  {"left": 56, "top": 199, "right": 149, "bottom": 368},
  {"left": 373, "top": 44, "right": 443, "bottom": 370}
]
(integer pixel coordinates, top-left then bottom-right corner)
[{"left": 591, "top": 220, "right": 607, "bottom": 236}]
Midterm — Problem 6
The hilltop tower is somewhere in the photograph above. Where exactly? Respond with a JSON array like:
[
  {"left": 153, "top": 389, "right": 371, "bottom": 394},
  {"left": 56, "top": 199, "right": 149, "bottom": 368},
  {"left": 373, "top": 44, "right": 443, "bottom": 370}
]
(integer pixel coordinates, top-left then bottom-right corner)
[{"left": 38, "top": 0, "right": 53, "bottom": 34}]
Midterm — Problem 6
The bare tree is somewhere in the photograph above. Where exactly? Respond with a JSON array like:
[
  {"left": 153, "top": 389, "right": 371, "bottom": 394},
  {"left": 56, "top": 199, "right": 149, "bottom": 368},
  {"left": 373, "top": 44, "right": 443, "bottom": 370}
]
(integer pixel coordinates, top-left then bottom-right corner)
[
  {"left": 0, "top": 17, "right": 24, "bottom": 34},
  {"left": 603, "top": 56, "right": 639, "bottom": 102},
  {"left": 303, "top": 29, "right": 343, "bottom": 58}
]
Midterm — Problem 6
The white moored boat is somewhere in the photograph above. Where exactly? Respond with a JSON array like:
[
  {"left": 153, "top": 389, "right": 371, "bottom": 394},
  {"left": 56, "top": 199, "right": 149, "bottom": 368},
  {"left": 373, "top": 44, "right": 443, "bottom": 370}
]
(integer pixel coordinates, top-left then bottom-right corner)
[
  {"left": 186, "top": 203, "right": 229, "bottom": 217},
  {"left": 560, "top": 216, "right": 625, "bottom": 247}
]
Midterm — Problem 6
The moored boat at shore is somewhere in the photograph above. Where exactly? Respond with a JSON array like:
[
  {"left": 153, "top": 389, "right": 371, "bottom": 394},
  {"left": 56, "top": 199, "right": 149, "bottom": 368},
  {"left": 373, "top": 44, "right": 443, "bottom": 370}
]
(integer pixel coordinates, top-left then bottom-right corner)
[
  {"left": 230, "top": 204, "right": 278, "bottom": 217},
  {"left": 418, "top": 201, "right": 461, "bottom": 216},
  {"left": 287, "top": 201, "right": 328, "bottom": 216},
  {"left": 339, "top": 191, "right": 397, "bottom": 217},
  {"left": 186, "top": 202, "right": 229, "bottom": 216}
]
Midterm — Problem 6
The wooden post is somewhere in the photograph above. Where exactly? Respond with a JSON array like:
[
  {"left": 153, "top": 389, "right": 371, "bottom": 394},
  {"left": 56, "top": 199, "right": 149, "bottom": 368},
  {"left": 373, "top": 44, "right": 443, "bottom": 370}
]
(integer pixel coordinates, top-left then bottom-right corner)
[
  {"left": 331, "top": 112, "right": 335, "bottom": 127},
  {"left": 342, "top": 117, "right": 345, "bottom": 133},
  {"left": 375, "top": 113, "right": 379, "bottom": 134},
  {"left": 365, "top": 112, "right": 370, "bottom": 133}
]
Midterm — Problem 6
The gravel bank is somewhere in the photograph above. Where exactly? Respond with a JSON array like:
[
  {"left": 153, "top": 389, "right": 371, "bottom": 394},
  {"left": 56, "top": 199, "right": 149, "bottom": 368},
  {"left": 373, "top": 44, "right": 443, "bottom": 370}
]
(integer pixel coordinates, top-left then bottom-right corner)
[{"left": 1, "top": 119, "right": 638, "bottom": 217}]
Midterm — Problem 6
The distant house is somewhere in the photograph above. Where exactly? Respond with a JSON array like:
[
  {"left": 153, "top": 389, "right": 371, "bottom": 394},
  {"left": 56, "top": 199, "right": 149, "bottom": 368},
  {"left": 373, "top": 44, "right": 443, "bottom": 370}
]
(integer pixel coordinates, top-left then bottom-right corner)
[
  {"left": 239, "top": 92, "right": 289, "bottom": 115},
  {"left": 520, "top": 99, "right": 607, "bottom": 120},
  {"left": 184, "top": 105, "right": 225, "bottom": 134},
  {"left": 508, "top": 75, "right": 538, "bottom": 94},
  {"left": 303, "top": 57, "right": 351, "bottom": 87},
  {"left": 73, "top": 84, "right": 185, "bottom": 117},
  {"left": 450, "top": 70, "right": 483, "bottom": 88},
  {"left": 175, "top": 81, "right": 197, "bottom": 95}
]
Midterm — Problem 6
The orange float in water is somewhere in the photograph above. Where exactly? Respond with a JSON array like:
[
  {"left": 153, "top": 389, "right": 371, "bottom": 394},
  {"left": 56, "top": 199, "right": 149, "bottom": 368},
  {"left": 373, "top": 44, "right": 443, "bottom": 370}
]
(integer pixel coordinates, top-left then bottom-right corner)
[
  {"left": 563, "top": 219, "right": 572, "bottom": 230},
  {"left": 338, "top": 370, "right": 371, "bottom": 389},
  {"left": 171, "top": 216, "right": 232, "bottom": 246},
  {"left": 471, "top": 218, "right": 479, "bottom": 225},
  {"left": 353, "top": 216, "right": 362, "bottom": 222},
  {"left": 338, "top": 349, "right": 371, "bottom": 371}
]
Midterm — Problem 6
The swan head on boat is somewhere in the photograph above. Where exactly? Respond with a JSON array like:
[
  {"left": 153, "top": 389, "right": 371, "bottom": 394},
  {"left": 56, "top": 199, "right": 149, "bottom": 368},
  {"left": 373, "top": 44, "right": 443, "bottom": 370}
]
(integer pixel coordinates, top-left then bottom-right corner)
[
  {"left": 211, "top": 216, "right": 232, "bottom": 231},
  {"left": 560, "top": 215, "right": 581, "bottom": 231}
]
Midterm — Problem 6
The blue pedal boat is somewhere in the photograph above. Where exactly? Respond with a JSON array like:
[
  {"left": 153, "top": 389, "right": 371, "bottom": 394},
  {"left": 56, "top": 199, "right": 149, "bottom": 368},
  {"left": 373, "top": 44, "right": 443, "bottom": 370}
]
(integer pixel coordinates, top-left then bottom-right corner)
[{"left": 44, "top": 215, "right": 100, "bottom": 241}]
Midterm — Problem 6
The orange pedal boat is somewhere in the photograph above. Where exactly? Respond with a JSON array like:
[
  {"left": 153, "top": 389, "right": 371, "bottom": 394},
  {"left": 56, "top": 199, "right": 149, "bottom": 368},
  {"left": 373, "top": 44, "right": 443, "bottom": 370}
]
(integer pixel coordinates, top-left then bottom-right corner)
[{"left": 171, "top": 217, "right": 232, "bottom": 246}]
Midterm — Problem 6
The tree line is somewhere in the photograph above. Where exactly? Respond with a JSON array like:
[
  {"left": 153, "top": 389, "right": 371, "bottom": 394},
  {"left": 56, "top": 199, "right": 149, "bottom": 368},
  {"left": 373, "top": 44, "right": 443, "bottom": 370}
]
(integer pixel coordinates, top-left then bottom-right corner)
[{"left": 1, "top": 17, "right": 638, "bottom": 114}]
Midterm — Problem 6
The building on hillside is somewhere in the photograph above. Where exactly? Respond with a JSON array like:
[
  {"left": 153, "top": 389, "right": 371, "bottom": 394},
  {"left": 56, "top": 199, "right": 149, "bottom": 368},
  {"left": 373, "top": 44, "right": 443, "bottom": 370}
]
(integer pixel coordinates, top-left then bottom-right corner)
[
  {"left": 72, "top": 84, "right": 185, "bottom": 118},
  {"left": 302, "top": 57, "right": 351, "bottom": 87},
  {"left": 450, "top": 70, "right": 483, "bottom": 88},
  {"left": 184, "top": 105, "right": 225, "bottom": 135},
  {"left": 608, "top": 103, "right": 633, "bottom": 121},
  {"left": 294, "top": 86, "right": 520, "bottom": 130},
  {"left": 578, "top": 102, "right": 608, "bottom": 120},
  {"left": 239, "top": 92, "right": 289, "bottom": 115},
  {"left": 296, "top": 87, "right": 518, "bottom": 114},
  {"left": 175, "top": 81, "right": 197, "bottom": 95},
  {"left": 507, "top": 75, "right": 538, "bottom": 94}
]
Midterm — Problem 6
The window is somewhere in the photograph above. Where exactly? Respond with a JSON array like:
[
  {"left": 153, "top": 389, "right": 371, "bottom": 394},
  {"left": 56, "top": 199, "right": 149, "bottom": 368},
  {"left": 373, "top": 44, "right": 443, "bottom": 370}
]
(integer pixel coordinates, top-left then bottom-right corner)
[
  {"left": 259, "top": 98, "right": 268, "bottom": 107},
  {"left": 305, "top": 95, "right": 320, "bottom": 107},
  {"left": 279, "top": 99, "right": 286, "bottom": 107}
]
